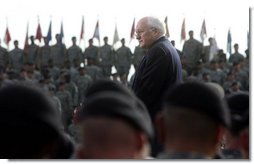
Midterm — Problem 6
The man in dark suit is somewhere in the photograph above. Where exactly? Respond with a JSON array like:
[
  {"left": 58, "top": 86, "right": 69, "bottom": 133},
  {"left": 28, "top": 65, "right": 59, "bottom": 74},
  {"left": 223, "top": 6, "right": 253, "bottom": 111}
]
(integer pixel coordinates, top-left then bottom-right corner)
[
  {"left": 132, "top": 16, "right": 182, "bottom": 123},
  {"left": 131, "top": 17, "right": 182, "bottom": 157}
]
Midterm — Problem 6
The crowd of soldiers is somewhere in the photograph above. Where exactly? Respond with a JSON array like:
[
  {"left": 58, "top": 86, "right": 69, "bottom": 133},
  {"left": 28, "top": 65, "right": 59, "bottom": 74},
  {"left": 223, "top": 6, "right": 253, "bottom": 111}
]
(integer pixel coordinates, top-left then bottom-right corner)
[
  {"left": 0, "top": 33, "right": 146, "bottom": 131},
  {"left": 0, "top": 27, "right": 250, "bottom": 159},
  {"left": 0, "top": 30, "right": 249, "bottom": 143}
]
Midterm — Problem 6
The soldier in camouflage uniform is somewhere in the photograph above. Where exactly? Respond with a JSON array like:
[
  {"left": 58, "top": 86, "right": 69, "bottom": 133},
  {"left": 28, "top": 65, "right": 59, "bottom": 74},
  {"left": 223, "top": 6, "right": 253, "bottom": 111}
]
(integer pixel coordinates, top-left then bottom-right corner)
[
  {"left": 67, "top": 36, "right": 83, "bottom": 67},
  {"left": 55, "top": 82, "right": 73, "bottom": 130},
  {"left": 75, "top": 67, "right": 93, "bottom": 104},
  {"left": 50, "top": 34, "right": 67, "bottom": 68},
  {"left": 38, "top": 37, "right": 51, "bottom": 68},
  {"left": 228, "top": 44, "right": 245, "bottom": 64},
  {"left": 48, "top": 59, "right": 60, "bottom": 81},
  {"left": 24, "top": 36, "right": 39, "bottom": 66},
  {"left": 132, "top": 45, "right": 145, "bottom": 71},
  {"left": 182, "top": 30, "right": 203, "bottom": 75},
  {"left": 9, "top": 40, "right": 24, "bottom": 73},
  {"left": 115, "top": 38, "right": 132, "bottom": 85},
  {"left": 0, "top": 39, "right": 9, "bottom": 69},
  {"left": 86, "top": 58, "right": 104, "bottom": 81},
  {"left": 64, "top": 73, "right": 79, "bottom": 107},
  {"left": 83, "top": 38, "right": 99, "bottom": 65},
  {"left": 98, "top": 36, "right": 114, "bottom": 78}
]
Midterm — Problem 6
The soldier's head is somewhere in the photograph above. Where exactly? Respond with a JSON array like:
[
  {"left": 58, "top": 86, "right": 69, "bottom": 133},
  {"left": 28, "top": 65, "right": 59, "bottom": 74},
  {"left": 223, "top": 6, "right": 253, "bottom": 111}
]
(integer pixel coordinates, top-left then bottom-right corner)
[
  {"left": 13, "top": 40, "right": 19, "bottom": 47},
  {"left": 0, "top": 85, "right": 73, "bottom": 158},
  {"left": 30, "top": 35, "right": 35, "bottom": 42},
  {"left": 156, "top": 81, "right": 230, "bottom": 158},
  {"left": 88, "top": 38, "right": 93, "bottom": 45},
  {"left": 103, "top": 36, "right": 108, "bottom": 44},
  {"left": 55, "top": 34, "right": 62, "bottom": 43},
  {"left": 72, "top": 36, "right": 77, "bottom": 44},
  {"left": 77, "top": 80, "right": 153, "bottom": 159},
  {"left": 120, "top": 38, "right": 125, "bottom": 45},
  {"left": 188, "top": 30, "right": 194, "bottom": 39},
  {"left": 234, "top": 43, "right": 239, "bottom": 52}
]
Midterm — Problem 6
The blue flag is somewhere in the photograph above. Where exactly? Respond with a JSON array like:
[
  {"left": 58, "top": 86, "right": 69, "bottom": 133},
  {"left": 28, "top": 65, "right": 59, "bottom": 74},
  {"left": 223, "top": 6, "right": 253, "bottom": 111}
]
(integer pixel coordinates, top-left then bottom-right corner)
[
  {"left": 227, "top": 29, "right": 232, "bottom": 55},
  {"left": 46, "top": 20, "right": 52, "bottom": 44}
]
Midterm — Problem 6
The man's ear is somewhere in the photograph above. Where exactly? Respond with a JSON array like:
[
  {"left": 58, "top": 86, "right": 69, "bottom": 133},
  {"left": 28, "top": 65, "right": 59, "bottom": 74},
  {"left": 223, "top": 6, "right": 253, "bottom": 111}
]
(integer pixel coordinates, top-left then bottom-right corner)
[{"left": 155, "top": 111, "right": 166, "bottom": 145}]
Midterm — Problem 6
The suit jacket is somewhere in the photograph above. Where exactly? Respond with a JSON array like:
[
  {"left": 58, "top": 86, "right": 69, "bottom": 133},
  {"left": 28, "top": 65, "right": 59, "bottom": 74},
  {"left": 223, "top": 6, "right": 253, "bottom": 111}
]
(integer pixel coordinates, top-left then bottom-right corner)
[{"left": 132, "top": 36, "right": 182, "bottom": 120}]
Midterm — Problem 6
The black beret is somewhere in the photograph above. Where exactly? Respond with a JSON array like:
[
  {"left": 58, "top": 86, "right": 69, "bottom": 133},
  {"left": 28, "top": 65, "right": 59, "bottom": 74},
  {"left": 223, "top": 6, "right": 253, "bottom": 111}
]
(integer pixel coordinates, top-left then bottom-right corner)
[
  {"left": 85, "top": 79, "right": 134, "bottom": 98},
  {"left": 226, "top": 92, "right": 249, "bottom": 135},
  {"left": 163, "top": 81, "right": 231, "bottom": 128},
  {"left": 0, "top": 85, "right": 68, "bottom": 158},
  {"left": 81, "top": 92, "right": 153, "bottom": 140}
]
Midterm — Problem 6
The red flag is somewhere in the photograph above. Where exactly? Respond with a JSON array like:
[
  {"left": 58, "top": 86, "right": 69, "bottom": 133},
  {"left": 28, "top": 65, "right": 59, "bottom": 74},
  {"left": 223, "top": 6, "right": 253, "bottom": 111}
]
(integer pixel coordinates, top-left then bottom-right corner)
[
  {"left": 200, "top": 19, "right": 207, "bottom": 43},
  {"left": 181, "top": 18, "right": 186, "bottom": 42},
  {"left": 4, "top": 27, "right": 11, "bottom": 46},
  {"left": 93, "top": 19, "right": 100, "bottom": 45},
  {"left": 130, "top": 18, "right": 135, "bottom": 42},
  {"left": 24, "top": 23, "right": 29, "bottom": 53},
  {"left": 164, "top": 16, "right": 170, "bottom": 38},
  {"left": 80, "top": 16, "right": 84, "bottom": 41},
  {"left": 35, "top": 22, "right": 43, "bottom": 42}
]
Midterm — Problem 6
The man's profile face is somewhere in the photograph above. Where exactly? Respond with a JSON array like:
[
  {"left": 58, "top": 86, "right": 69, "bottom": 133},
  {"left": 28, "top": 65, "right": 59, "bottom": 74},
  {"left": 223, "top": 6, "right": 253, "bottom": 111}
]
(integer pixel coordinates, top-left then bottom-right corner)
[{"left": 135, "top": 18, "right": 155, "bottom": 49}]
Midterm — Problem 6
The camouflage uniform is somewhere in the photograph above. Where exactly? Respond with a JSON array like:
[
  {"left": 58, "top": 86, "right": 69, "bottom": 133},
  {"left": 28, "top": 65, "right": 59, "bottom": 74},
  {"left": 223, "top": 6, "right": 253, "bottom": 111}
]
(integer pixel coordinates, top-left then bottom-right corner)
[
  {"left": 38, "top": 44, "right": 51, "bottom": 68},
  {"left": 67, "top": 44, "right": 83, "bottom": 66},
  {"left": 84, "top": 45, "right": 99, "bottom": 64},
  {"left": 182, "top": 38, "right": 203, "bottom": 74},
  {"left": 115, "top": 45, "right": 132, "bottom": 76},
  {"left": 9, "top": 47, "right": 24, "bottom": 73},
  {"left": 99, "top": 43, "right": 114, "bottom": 77},
  {"left": 25, "top": 43, "right": 39, "bottom": 65},
  {"left": 0, "top": 46, "right": 9, "bottom": 68},
  {"left": 75, "top": 72, "right": 93, "bottom": 104},
  {"left": 56, "top": 85, "right": 73, "bottom": 129},
  {"left": 86, "top": 65, "right": 104, "bottom": 81},
  {"left": 228, "top": 52, "right": 245, "bottom": 64},
  {"left": 50, "top": 43, "right": 67, "bottom": 68},
  {"left": 132, "top": 45, "right": 145, "bottom": 70}
]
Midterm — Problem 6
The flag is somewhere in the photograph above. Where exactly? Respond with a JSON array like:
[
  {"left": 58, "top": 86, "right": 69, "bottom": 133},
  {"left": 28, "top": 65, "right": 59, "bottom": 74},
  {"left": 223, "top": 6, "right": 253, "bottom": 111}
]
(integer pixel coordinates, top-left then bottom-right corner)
[
  {"left": 164, "top": 16, "right": 170, "bottom": 38},
  {"left": 181, "top": 18, "right": 186, "bottom": 42},
  {"left": 46, "top": 20, "right": 52, "bottom": 44},
  {"left": 113, "top": 24, "right": 120, "bottom": 45},
  {"left": 200, "top": 19, "right": 207, "bottom": 43},
  {"left": 60, "top": 21, "right": 64, "bottom": 39},
  {"left": 24, "top": 22, "right": 29, "bottom": 53},
  {"left": 247, "top": 30, "right": 249, "bottom": 49},
  {"left": 4, "top": 26, "right": 11, "bottom": 46},
  {"left": 93, "top": 19, "right": 100, "bottom": 45},
  {"left": 80, "top": 16, "right": 84, "bottom": 41},
  {"left": 35, "top": 22, "right": 43, "bottom": 42},
  {"left": 209, "top": 37, "right": 219, "bottom": 61},
  {"left": 227, "top": 29, "right": 232, "bottom": 55},
  {"left": 130, "top": 18, "right": 135, "bottom": 42}
]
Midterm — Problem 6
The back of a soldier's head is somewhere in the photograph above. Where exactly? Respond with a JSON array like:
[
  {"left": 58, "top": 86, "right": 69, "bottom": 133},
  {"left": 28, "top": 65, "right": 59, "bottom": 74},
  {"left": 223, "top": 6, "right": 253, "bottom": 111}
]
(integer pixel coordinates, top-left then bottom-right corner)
[
  {"left": 0, "top": 85, "right": 73, "bottom": 159},
  {"left": 157, "top": 81, "right": 230, "bottom": 157},
  {"left": 77, "top": 80, "right": 153, "bottom": 159}
]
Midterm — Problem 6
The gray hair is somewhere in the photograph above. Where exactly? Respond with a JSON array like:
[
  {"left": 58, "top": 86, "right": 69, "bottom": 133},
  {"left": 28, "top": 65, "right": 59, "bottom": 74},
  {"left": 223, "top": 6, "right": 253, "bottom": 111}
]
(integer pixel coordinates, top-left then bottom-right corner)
[{"left": 146, "top": 17, "right": 165, "bottom": 35}]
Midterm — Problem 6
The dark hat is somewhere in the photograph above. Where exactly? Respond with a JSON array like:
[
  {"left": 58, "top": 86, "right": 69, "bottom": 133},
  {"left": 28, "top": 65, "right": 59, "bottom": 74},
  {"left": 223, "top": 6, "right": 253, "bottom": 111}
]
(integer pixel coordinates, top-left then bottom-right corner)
[
  {"left": 80, "top": 92, "right": 153, "bottom": 140},
  {"left": 85, "top": 79, "right": 134, "bottom": 98},
  {"left": 226, "top": 92, "right": 249, "bottom": 135},
  {"left": 0, "top": 85, "right": 67, "bottom": 158},
  {"left": 163, "top": 81, "right": 231, "bottom": 128}
]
